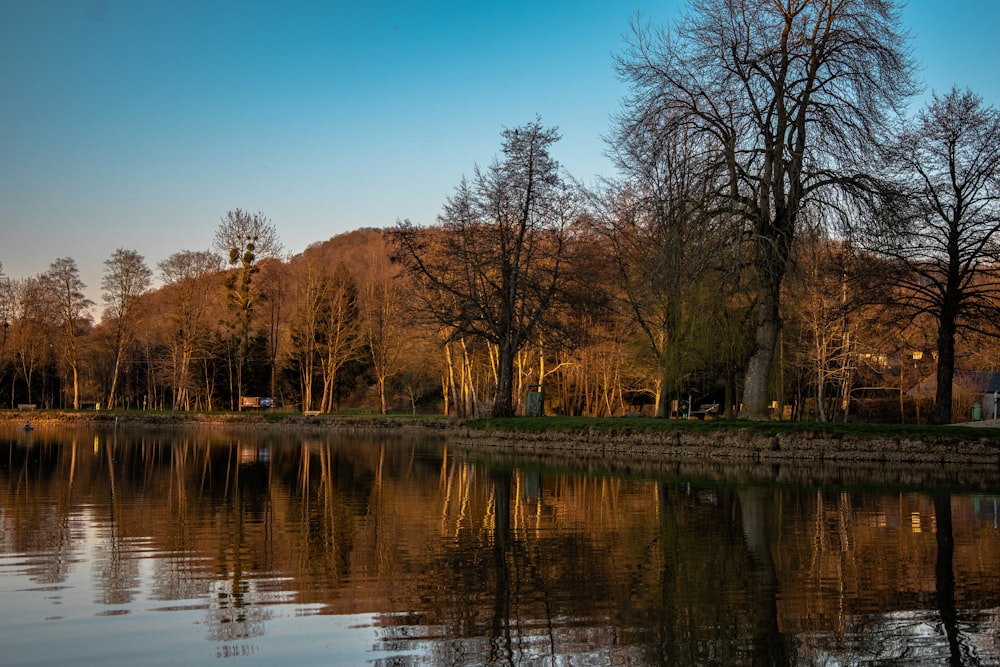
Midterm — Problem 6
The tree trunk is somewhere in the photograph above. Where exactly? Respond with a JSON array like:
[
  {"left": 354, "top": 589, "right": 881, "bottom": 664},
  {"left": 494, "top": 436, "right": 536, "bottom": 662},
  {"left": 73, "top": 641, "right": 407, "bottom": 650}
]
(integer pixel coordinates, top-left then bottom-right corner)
[
  {"left": 742, "top": 297, "right": 781, "bottom": 420},
  {"left": 108, "top": 351, "right": 122, "bottom": 410},
  {"left": 742, "top": 228, "right": 788, "bottom": 420},
  {"left": 492, "top": 341, "right": 515, "bottom": 418},
  {"left": 71, "top": 364, "right": 80, "bottom": 410},
  {"left": 932, "top": 312, "right": 957, "bottom": 424},
  {"left": 655, "top": 364, "right": 671, "bottom": 418},
  {"left": 444, "top": 343, "right": 457, "bottom": 417},
  {"left": 377, "top": 374, "right": 387, "bottom": 414},
  {"left": 302, "top": 366, "right": 313, "bottom": 412}
]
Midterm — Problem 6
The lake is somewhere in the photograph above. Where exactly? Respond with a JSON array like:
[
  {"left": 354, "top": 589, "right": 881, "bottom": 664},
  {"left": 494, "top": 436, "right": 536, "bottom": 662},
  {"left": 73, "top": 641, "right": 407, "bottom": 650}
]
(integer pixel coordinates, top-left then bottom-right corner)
[{"left": 1, "top": 424, "right": 998, "bottom": 665}]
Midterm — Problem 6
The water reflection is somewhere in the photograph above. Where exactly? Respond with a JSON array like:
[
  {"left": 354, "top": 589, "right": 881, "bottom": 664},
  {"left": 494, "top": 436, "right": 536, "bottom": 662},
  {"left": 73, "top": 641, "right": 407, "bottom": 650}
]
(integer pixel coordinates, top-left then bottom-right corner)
[{"left": 1, "top": 425, "right": 999, "bottom": 665}]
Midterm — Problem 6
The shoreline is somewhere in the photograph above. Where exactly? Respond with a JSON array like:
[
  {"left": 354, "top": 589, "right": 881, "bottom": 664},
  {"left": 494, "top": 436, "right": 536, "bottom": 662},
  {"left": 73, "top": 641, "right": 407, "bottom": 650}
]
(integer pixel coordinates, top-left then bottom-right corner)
[{"left": 6, "top": 410, "right": 1000, "bottom": 467}]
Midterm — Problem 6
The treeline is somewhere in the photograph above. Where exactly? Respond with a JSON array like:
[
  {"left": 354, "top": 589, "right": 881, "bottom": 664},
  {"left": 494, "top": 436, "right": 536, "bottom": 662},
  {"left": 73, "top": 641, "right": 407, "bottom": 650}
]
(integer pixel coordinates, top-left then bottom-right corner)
[
  {"left": 3, "top": 0, "right": 1000, "bottom": 423},
  {"left": 0, "top": 212, "right": 996, "bottom": 423}
]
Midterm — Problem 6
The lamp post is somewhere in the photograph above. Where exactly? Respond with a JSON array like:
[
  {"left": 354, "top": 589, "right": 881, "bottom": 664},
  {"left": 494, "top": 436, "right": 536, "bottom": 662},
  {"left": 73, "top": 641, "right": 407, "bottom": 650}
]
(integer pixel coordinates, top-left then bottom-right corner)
[{"left": 912, "top": 351, "right": 923, "bottom": 424}]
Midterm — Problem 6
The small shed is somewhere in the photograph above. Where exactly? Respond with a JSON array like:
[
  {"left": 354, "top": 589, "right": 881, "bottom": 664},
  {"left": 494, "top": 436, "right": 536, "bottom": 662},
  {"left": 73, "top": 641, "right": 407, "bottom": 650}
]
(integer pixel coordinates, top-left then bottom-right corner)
[{"left": 908, "top": 370, "right": 1000, "bottom": 420}]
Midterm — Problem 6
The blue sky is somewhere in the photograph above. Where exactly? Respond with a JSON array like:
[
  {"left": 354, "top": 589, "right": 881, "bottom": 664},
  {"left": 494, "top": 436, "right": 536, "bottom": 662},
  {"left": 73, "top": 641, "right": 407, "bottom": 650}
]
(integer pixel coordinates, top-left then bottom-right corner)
[{"left": 1, "top": 1, "right": 998, "bottom": 307}]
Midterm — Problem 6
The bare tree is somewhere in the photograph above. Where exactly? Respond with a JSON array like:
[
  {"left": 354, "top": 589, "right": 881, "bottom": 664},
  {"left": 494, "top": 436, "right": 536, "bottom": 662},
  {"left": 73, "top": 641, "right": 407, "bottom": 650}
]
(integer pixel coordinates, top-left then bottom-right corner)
[
  {"left": 213, "top": 209, "right": 283, "bottom": 265},
  {"left": 784, "top": 232, "right": 859, "bottom": 422},
  {"left": 8, "top": 276, "right": 55, "bottom": 405},
  {"left": 288, "top": 257, "right": 325, "bottom": 412},
  {"left": 868, "top": 88, "right": 1000, "bottom": 423},
  {"left": 158, "top": 250, "right": 222, "bottom": 410},
  {"left": 617, "top": 0, "right": 915, "bottom": 418},
  {"left": 359, "top": 242, "right": 409, "bottom": 415},
  {"left": 102, "top": 248, "right": 152, "bottom": 409},
  {"left": 0, "top": 265, "right": 14, "bottom": 406},
  {"left": 393, "top": 119, "right": 583, "bottom": 417},
  {"left": 212, "top": 209, "right": 282, "bottom": 408},
  {"left": 602, "top": 114, "right": 728, "bottom": 417},
  {"left": 288, "top": 256, "right": 362, "bottom": 413},
  {"left": 41, "top": 257, "right": 93, "bottom": 409}
]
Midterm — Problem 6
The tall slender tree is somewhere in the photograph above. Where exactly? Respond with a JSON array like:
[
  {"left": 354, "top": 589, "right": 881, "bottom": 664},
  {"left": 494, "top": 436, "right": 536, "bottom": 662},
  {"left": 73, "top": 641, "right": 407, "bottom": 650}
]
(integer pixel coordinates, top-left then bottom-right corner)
[
  {"left": 42, "top": 257, "right": 93, "bottom": 409},
  {"left": 616, "top": 0, "right": 915, "bottom": 418},
  {"left": 0, "top": 264, "right": 13, "bottom": 406},
  {"left": 360, "top": 241, "right": 408, "bottom": 415},
  {"left": 158, "top": 250, "right": 221, "bottom": 410},
  {"left": 102, "top": 248, "right": 152, "bottom": 409}
]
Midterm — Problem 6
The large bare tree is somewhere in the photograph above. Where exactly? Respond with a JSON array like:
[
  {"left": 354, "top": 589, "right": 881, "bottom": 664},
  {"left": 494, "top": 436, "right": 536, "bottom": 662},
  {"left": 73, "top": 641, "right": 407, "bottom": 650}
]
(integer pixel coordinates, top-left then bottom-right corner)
[
  {"left": 617, "top": 0, "right": 914, "bottom": 418},
  {"left": 393, "top": 119, "right": 583, "bottom": 418},
  {"left": 41, "top": 257, "right": 93, "bottom": 409},
  {"left": 869, "top": 88, "right": 1000, "bottom": 424}
]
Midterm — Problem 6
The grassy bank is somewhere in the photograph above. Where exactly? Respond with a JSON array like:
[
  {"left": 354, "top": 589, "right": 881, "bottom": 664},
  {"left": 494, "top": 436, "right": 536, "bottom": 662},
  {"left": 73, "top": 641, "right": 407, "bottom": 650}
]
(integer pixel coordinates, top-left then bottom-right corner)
[
  {"left": 2, "top": 409, "right": 453, "bottom": 431},
  {"left": 6, "top": 409, "right": 1000, "bottom": 441},
  {"left": 464, "top": 415, "right": 1000, "bottom": 442}
]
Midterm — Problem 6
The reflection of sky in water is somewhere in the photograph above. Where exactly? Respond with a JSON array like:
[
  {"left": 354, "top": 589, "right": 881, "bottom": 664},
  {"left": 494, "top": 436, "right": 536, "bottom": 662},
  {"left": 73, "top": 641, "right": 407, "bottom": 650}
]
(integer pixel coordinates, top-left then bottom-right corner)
[{"left": 0, "top": 507, "right": 381, "bottom": 666}]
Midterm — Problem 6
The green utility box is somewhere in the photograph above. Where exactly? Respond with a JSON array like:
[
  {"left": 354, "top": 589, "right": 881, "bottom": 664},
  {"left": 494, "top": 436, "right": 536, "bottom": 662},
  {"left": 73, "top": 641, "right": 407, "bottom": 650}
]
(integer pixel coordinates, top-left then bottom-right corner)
[{"left": 526, "top": 385, "right": 545, "bottom": 417}]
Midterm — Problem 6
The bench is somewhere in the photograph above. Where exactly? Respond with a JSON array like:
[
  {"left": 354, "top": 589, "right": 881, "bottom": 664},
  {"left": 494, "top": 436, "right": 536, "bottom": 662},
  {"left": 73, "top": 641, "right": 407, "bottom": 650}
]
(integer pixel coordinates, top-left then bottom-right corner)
[
  {"left": 17, "top": 404, "right": 37, "bottom": 411},
  {"left": 303, "top": 410, "right": 322, "bottom": 416},
  {"left": 689, "top": 404, "right": 720, "bottom": 420}
]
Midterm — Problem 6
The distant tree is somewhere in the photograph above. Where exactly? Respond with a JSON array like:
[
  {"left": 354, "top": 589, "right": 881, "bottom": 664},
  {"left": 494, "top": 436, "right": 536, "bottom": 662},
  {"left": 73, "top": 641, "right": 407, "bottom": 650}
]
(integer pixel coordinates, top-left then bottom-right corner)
[
  {"left": 617, "top": 0, "right": 915, "bottom": 418},
  {"left": 41, "top": 257, "right": 93, "bottom": 410},
  {"left": 393, "top": 119, "right": 583, "bottom": 417},
  {"left": 102, "top": 248, "right": 152, "bottom": 409},
  {"left": 158, "top": 250, "right": 222, "bottom": 410},
  {"left": 287, "top": 257, "right": 325, "bottom": 412},
  {"left": 256, "top": 259, "right": 287, "bottom": 402},
  {"left": 315, "top": 263, "right": 362, "bottom": 413},
  {"left": 783, "top": 232, "right": 859, "bottom": 422},
  {"left": 213, "top": 209, "right": 283, "bottom": 265},
  {"left": 8, "top": 276, "right": 55, "bottom": 405},
  {"left": 288, "top": 256, "right": 362, "bottom": 413},
  {"left": 359, "top": 241, "right": 409, "bottom": 415},
  {"left": 0, "top": 264, "right": 12, "bottom": 404},
  {"left": 867, "top": 88, "right": 1000, "bottom": 424},
  {"left": 212, "top": 209, "right": 282, "bottom": 408}
]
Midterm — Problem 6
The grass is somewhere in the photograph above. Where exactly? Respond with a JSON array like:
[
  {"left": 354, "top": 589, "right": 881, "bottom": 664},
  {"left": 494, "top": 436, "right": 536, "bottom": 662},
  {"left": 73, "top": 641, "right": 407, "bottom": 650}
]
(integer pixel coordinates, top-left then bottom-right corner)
[
  {"left": 463, "top": 415, "right": 1000, "bottom": 441},
  {"left": 9, "top": 408, "right": 1000, "bottom": 443}
]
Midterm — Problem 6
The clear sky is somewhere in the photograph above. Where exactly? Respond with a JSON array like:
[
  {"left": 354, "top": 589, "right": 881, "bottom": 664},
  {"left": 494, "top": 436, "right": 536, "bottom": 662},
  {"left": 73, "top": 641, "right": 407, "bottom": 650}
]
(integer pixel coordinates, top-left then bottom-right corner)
[{"left": 2, "top": 1, "right": 998, "bottom": 308}]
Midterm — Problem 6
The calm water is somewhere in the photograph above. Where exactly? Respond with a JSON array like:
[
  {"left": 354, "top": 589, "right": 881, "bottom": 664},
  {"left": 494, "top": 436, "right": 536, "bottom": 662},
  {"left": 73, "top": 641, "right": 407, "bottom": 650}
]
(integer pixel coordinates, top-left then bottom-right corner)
[{"left": 1, "top": 425, "right": 999, "bottom": 666}]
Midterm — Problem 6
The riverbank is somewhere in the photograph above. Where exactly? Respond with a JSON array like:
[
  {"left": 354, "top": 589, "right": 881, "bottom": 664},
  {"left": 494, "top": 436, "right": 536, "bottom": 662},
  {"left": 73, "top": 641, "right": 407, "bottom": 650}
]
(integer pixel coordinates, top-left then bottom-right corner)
[
  {"left": 5, "top": 409, "right": 454, "bottom": 432},
  {"left": 6, "top": 410, "right": 1000, "bottom": 466}
]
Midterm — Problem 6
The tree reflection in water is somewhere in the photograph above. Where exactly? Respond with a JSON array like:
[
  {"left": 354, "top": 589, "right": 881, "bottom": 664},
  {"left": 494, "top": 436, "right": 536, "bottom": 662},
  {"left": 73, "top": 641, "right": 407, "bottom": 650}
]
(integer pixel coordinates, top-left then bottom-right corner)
[{"left": 0, "top": 425, "right": 999, "bottom": 666}]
